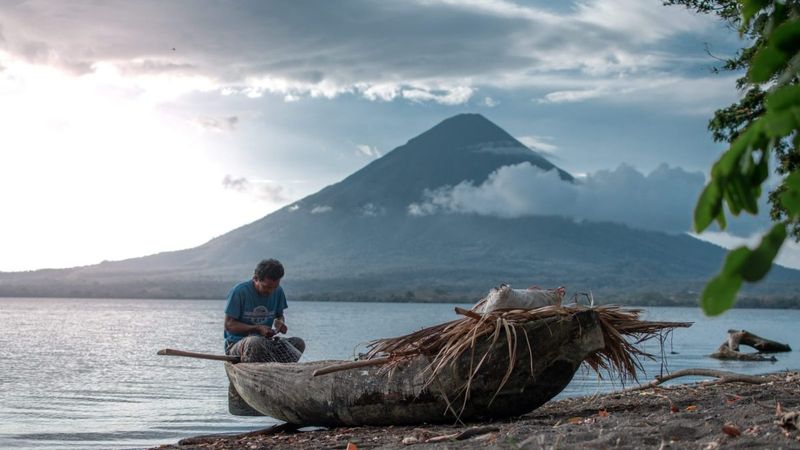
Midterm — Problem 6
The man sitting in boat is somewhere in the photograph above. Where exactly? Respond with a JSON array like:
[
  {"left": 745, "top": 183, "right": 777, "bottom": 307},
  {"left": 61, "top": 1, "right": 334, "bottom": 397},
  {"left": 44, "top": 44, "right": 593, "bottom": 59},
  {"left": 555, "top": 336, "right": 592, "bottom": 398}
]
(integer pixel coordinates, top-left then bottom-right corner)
[{"left": 223, "top": 259, "right": 305, "bottom": 363}]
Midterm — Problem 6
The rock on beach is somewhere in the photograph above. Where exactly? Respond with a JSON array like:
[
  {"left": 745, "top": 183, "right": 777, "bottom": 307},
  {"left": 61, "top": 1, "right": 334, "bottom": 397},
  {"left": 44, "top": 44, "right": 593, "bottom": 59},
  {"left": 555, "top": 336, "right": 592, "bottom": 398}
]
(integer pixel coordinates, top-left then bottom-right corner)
[{"left": 156, "top": 371, "right": 800, "bottom": 449}]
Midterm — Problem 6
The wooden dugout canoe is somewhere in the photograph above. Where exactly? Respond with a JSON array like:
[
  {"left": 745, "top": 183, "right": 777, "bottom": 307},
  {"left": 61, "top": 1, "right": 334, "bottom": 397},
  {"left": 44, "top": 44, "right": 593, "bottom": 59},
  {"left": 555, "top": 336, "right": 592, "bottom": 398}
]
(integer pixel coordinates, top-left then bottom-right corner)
[{"left": 225, "top": 309, "right": 604, "bottom": 426}]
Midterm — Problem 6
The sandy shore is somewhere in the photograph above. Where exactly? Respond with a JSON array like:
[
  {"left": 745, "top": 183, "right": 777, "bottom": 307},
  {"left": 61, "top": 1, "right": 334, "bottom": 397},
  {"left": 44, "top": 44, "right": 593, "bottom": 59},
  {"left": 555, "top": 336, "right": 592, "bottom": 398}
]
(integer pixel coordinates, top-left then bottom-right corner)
[{"left": 155, "top": 371, "right": 800, "bottom": 449}]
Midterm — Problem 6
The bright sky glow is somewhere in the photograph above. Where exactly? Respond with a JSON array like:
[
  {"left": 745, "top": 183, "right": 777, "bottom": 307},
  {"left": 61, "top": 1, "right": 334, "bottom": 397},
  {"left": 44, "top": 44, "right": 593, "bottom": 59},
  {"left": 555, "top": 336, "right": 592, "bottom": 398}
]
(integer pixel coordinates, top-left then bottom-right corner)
[{"left": 0, "top": 53, "right": 268, "bottom": 269}]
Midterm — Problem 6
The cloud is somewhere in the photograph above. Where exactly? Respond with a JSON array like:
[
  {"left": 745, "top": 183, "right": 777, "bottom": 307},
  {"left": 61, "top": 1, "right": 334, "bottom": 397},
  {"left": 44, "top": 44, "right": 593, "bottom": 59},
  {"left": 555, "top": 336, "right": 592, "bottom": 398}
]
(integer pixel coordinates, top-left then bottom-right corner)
[
  {"left": 256, "top": 183, "right": 289, "bottom": 203},
  {"left": 311, "top": 205, "right": 332, "bottom": 214},
  {"left": 534, "top": 74, "right": 738, "bottom": 114},
  {"left": 409, "top": 163, "right": 578, "bottom": 219},
  {"left": 119, "top": 59, "right": 197, "bottom": 75},
  {"left": 356, "top": 144, "right": 381, "bottom": 158},
  {"left": 360, "top": 203, "right": 386, "bottom": 217},
  {"left": 222, "top": 175, "right": 289, "bottom": 202},
  {"left": 196, "top": 115, "right": 238, "bottom": 131},
  {"left": 517, "top": 135, "right": 557, "bottom": 152},
  {"left": 574, "top": 0, "right": 709, "bottom": 43},
  {"left": 409, "top": 162, "right": 771, "bottom": 235},
  {"left": 222, "top": 174, "right": 249, "bottom": 192},
  {"left": 482, "top": 96, "right": 499, "bottom": 107},
  {"left": 538, "top": 88, "right": 605, "bottom": 104},
  {"left": 691, "top": 231, "right": 800, "bottom": 270},
  {"left": 401, "top": 85, "right": 475, "bottom": 105},
  {"left": 362, "top": 83, "right": 401, "bottom": 102},
  {"left": 0, "top": 0, "right": 737, "bottom": 109}
]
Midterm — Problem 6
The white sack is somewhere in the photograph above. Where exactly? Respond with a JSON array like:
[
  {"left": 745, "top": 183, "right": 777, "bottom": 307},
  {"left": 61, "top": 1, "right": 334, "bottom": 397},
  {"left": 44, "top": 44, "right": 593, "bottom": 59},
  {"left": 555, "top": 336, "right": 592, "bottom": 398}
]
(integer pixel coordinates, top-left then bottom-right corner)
[{"left": 473, "top": 284, "right": 564, "bottom": 314}]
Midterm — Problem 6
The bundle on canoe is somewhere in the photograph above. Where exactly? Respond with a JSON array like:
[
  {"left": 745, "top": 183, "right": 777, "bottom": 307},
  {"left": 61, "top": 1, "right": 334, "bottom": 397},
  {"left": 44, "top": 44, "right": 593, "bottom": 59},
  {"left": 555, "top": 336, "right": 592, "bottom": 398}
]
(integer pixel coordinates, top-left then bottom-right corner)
[{"left": 225, "top": 302, "right": 690, "bottom": 426}]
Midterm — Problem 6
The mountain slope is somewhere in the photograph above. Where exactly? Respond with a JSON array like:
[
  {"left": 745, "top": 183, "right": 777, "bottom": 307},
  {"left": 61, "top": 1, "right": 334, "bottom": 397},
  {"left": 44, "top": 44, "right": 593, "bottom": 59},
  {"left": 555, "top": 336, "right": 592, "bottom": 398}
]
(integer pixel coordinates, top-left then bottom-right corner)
[
  {"left": 307, "top": 113, "right": 572, "bottom": 212},
  {"left": 1, "top": 113, "right": 798, "bottom": 305}
]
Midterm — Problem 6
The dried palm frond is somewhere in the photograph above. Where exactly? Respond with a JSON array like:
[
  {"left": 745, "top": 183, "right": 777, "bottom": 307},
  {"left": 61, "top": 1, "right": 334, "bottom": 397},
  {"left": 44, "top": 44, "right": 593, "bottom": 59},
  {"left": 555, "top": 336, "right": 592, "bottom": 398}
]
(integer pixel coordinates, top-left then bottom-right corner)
[{"left": 365, "top": 304, "right": 691, "bottom": 386}]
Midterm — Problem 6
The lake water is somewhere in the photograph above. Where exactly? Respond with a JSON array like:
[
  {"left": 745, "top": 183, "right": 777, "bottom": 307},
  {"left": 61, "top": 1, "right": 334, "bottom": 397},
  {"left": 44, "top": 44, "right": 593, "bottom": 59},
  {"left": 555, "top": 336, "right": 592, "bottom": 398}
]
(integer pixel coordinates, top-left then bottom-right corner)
[{"left": 1, "top": 298, "right": 798, "bottom": 449}]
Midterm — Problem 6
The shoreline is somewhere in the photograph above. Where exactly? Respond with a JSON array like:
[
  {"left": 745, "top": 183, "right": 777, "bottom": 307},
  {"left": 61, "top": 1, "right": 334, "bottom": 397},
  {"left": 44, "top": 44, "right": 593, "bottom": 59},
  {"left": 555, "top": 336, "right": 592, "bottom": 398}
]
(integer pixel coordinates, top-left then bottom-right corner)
[
  {"left": 3, "top": 296, "right": 800, "bottom": 311},
  {"left": 155, "top": 371, "right": 800, "bottom": 449}
]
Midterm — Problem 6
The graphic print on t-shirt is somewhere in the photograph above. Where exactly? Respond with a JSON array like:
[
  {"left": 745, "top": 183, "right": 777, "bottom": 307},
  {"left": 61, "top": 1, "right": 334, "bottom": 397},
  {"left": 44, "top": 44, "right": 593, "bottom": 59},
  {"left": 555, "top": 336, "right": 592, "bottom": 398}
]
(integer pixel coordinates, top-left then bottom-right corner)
[{"left": 244, "top": 305, "right": 274, "bottom": 325}]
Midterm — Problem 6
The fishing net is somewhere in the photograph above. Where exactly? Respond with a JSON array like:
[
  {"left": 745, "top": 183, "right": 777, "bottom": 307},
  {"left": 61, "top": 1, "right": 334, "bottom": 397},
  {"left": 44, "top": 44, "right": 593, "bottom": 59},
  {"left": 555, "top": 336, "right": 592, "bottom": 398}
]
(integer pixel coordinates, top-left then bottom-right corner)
[{"left": 228, "top": 336, "right": 305, "bottom": 363}]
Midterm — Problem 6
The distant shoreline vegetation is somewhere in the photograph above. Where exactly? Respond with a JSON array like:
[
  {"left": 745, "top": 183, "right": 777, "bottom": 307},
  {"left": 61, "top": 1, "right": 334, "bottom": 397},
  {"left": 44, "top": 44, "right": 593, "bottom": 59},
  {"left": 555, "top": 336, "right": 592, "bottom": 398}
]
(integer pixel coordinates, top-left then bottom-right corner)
[{"left": 0, "top": 285, "right": 797, "bottom": 309}]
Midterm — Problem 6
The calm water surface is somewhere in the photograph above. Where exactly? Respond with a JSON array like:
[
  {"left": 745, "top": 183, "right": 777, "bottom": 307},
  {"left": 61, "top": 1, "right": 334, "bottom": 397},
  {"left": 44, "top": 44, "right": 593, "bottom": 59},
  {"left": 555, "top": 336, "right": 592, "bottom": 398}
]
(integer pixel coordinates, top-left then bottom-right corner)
[{"left": 0, "top": 298, "right": 798, "bottom": 449}]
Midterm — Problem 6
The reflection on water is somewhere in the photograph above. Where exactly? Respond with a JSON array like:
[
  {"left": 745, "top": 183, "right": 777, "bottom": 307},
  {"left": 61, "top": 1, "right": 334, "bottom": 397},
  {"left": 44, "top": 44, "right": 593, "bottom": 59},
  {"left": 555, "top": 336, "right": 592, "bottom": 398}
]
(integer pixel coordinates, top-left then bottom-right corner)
[{"left": 0, "top": 298, "right": 797, "bottom": 449}]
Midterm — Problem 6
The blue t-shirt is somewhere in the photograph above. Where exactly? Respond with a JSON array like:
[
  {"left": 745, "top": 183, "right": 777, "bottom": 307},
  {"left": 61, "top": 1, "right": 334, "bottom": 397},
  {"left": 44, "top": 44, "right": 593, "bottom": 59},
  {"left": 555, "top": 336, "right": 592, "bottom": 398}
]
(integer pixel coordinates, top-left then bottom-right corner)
[{"left": 224, "top": 280, "right": 288, "bottom": 347}]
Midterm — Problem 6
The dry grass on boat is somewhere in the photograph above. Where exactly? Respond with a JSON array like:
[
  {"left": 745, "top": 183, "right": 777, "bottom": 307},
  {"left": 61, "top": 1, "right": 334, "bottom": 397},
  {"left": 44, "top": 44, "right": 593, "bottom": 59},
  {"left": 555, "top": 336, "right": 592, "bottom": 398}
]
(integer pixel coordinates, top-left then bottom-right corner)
[{"left": 365, "top": 304, "right": 692, "bottom": 385}]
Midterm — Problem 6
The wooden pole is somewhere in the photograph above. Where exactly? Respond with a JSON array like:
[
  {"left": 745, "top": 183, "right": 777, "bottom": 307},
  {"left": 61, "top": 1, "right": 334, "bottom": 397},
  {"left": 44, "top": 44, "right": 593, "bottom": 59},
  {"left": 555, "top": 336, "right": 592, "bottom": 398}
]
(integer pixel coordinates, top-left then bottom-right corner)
[
  {"left": 312, "top": 357, "right": 391, "bottom": 377},
  {"left": 157, "top": 348, "right": 240, "bottom": 363}
]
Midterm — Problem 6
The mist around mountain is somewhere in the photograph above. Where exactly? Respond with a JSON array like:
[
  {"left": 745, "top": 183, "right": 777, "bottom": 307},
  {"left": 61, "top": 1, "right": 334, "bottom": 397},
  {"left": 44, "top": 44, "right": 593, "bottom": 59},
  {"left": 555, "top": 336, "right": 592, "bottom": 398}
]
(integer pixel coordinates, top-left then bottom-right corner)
[{"left": 2, "top": 114, "right": 799, "bottom": 307}]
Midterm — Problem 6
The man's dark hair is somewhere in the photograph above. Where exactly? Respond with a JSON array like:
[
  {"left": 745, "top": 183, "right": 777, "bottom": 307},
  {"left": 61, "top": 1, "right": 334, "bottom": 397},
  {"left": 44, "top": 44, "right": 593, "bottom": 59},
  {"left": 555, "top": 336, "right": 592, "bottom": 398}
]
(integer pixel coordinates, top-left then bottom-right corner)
[{"left": 254, "top": 259, "right": 284, "bottom": 281}]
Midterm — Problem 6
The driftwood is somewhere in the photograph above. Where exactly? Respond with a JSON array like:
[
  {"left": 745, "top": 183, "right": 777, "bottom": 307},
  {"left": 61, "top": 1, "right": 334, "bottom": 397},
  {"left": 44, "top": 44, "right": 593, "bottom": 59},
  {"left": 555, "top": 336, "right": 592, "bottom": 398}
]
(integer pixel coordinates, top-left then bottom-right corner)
[
  {"left": 619, "top": 368, "right": 768, "bottom": 393},
  {"left": 726, "top": 329, "right": 791, "bottom": 352},
  {"left": 424, "top": 426, "right": 500, "bottom": 443},
  {"left": 710, "top": 329, "right": 791, "bottom": 361},
  {"left": 177, "top": 422, "right": 300, "bottom": 446}
]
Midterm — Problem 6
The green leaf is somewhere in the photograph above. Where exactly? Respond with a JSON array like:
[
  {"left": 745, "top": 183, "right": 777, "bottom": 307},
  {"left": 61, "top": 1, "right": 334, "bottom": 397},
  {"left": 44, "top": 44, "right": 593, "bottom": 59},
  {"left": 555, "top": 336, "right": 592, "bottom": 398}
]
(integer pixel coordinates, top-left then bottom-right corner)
[
  {"left": 700, "top": 246, "right": 750, "bottom": 316},
  {"left": 763, "top": 108, "right": 798, "bottom": 137},
  {"left": 771, "top": 19, "right": 800, "bottom": 54},
  {"left": 741, "top": 223, "right": 787, "bottom": 282},
  {"left": 715, "top": 208, "right": 728, "bottom": 229},
  {"left": 766, "top": 85, "right": 800, "bottom": 112},
  {"left": 715, "top": 130, "right": 752, "bottom": 177},
  {"left": 723, "top": 185, "right": 741, "bottom": 215},
  {"left": 750, "top": 46, "right": 787, "bottom": 83},
  {"left": 701, "top": 273, "right": 743, "bottom": 316},
  {"left": 791, "top": 107, "right": 800, "bottom": 133},
  {"left": 721, "top": 246, "right": 751, "bottom": 276},
  {"left": 741, "top": 0, "right": 771, "bottom": 30},
  {"left": 695, "top": 182, "right": 723, "bottom": 232},
  {"left": 725, "top": 173, "right": 759, "bottom": 215},
  {"left": 751, "top": 154, "right": 769, "bottom": 185},
  {"left": 781, "top": 172, "right": 800, "bottom": 217}
]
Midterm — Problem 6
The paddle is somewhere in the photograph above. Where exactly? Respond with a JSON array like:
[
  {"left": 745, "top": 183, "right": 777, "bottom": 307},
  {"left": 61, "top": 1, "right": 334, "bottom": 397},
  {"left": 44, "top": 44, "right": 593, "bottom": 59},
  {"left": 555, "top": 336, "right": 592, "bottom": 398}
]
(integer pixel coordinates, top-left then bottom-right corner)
[
  {"left": 157, "top": 348, "right": 240, "bottom": 363},
  {"left": 158, "top": 347, "right": 396, "bottom": 377}
]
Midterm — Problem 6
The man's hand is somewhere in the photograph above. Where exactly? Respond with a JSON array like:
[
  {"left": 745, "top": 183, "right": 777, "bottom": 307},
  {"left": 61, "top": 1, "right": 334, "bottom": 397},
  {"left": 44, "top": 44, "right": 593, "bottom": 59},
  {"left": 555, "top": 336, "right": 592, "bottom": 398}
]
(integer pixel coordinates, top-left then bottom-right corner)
[
  {"left": 253, "top": 324, "right": 276, "bottom": 338},
  {"left": 274, "top": 318, "right": 288, "bottom": 334}
]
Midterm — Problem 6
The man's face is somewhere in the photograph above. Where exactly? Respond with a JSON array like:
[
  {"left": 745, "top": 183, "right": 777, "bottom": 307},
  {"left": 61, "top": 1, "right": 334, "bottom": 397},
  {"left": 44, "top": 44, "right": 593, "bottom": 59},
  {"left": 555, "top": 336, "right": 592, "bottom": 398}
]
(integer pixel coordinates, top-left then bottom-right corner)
[{"left": 254, "top": 276, "right": 280, "bottom": 295}]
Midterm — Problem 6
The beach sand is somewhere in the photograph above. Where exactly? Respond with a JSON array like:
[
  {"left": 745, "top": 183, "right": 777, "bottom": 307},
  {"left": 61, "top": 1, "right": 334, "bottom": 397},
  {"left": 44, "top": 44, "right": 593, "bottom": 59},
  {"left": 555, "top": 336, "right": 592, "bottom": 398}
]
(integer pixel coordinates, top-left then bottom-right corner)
[{"left": 155, "top": 371, "right": 800, "bottom": 449}]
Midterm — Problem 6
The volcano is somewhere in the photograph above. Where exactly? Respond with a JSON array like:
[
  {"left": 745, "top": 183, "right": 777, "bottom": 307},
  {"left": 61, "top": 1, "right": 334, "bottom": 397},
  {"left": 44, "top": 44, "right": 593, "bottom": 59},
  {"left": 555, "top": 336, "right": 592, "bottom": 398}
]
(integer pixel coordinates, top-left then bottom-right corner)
[{"left": 2, "top": 114, "right": 797, "bottom": 305}]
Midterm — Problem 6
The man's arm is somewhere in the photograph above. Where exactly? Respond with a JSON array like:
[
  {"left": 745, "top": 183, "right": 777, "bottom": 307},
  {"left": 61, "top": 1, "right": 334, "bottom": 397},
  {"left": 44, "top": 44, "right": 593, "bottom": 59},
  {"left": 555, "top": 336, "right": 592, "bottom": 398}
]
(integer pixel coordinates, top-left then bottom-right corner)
[{"left": 224, "top": 314, "right": 275, "bottom": 337}]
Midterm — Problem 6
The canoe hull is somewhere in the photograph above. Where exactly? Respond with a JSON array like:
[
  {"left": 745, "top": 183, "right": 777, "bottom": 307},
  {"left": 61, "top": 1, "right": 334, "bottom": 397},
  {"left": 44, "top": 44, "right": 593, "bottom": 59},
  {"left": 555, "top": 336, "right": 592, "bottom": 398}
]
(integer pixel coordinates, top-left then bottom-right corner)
[{"left": 226, "top": 309, "right": 604, "bottom": 426}]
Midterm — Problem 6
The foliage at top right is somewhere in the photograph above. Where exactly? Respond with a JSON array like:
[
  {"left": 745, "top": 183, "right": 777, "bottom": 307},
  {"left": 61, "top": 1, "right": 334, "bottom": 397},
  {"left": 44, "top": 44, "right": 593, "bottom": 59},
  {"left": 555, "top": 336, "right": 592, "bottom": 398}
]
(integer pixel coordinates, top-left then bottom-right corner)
[{"left": 666, "top": 0, "right": 800, "bottom": 315}]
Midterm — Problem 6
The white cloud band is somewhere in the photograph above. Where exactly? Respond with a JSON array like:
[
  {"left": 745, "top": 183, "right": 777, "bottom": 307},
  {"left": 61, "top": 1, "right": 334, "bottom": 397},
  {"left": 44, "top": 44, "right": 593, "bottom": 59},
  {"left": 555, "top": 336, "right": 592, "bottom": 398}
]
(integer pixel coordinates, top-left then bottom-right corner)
[{"left": 409, "top": 162, "right": 731, "bottom": 235}]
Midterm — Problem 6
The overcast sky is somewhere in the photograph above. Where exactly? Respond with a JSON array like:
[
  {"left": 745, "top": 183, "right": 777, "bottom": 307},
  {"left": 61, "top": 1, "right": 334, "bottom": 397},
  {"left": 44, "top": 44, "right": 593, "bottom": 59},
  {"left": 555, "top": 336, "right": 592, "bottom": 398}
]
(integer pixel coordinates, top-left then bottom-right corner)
[{"left": 2, "top": 0, "right": 798, "bottom": 271}]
